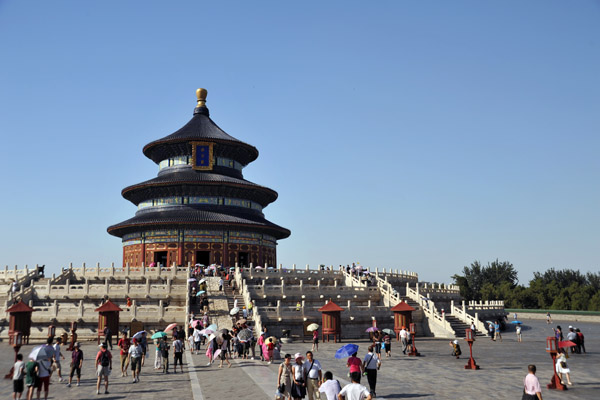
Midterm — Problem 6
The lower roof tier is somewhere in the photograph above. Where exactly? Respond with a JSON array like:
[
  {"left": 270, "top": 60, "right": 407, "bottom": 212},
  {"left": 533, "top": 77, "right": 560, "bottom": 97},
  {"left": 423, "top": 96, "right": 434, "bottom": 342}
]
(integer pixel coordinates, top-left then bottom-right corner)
[{"left": 107, "top": 208, "right": 291, "bottom": 240}]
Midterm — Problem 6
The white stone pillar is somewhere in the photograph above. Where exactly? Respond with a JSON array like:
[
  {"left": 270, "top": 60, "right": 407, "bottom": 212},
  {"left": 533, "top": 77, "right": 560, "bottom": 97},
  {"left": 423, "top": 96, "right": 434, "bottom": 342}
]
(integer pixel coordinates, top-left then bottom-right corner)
[
  {"left": 276, "top": 300, "right": 281, "bottom": 317},
  {"left": 66, "top": 279, "right": 70, "bottom": 295}
]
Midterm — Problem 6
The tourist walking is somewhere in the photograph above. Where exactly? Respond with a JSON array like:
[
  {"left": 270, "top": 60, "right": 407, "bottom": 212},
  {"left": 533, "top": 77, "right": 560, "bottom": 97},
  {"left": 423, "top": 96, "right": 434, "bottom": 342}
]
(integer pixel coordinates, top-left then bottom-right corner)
[
  {"left": 346, "top": 352, "right": 362, "bottom": 376},
  {"left": 161, "top": 338, "right": 170, "bottom": 373},
  {"left": 362, "top": 346, "right": 381, "bottom": 397},
  {"left": 546, "top": 312, "right": 552, "bottom": 324},
  {"left": 319, "top": 371, "right": 341, "bottom": 400},
  {"left": 277, "top": 354, "right": 293, "bottom": 400},
  {"left": 383, "top": 334, "right": 391, "bottom": 357},
  {"left": 128, "top": 338, "right": 143, "bottom": 383},
  {"left": 258, "top": 333, "right": 265, "bottom": 361},
  {"left": 576, "top": 328, "right": 585, "bottom": 353},
  {"left": 304, "top": 351, "right": 322, "bottom": 400},
  {"left": 372, "top": 331, "right": 382, "bottom": 357},
  {"left": 555, "top": 349, "right": 573, "bottom": 386},
  {"left": 193, "top": 326, "right": 202, "bottom": 355},
  {"left": 218, "top": 277, "right": 224, "bottom": 291},
  {"left": 12, "top": 353, "right": 25, "bottom": 400},
  {"left": 95, "top": 343, "right": 112, "bottom": 395},
  {"left": 291, "top": 353, "right": 306, "bottom": 400},
  {"left": 154, "top": 338, "right": 163, "bottom": 369},
  {"left": 450, "top": 340, "right": 461, "bottom": 358},
  {"left": 338, "top": 372, "right": 372, "bottom": 400},
  {"left": 25, "top": 356, "right": 38, "bottom": 400},
  {"left": 117, "top": 332, "right": 130, "bottom": 376},
  {"left": 140, "top": 332, "right": 148, "bottom": 367},
  {"left": 566, "top": 327, "right": 578, "bottom": 353},
  {"left": 173, "top": 336, "right": 184, "bottom": 373},
  {"left": 399, "top": 326, "right": 408, "bottom": 354},
  {"left": 67, "top": 342, "right": 83, "bottom": 387},
  {"left": 312, "top": 329, "right": 319, "bottom": 352},
  {"left": 52, "top": 338, "right": 65, "bottom": 382},
  {"left": 36, "top": 340, "right": 53, "bottom": 400},
  {"left": 494, "top": 321, "right": 502, "bottom": 342},
  {"left": 103, "top": 325, "right": 113, "bottom": 350},
  {"left": 516, "top": 324, "right": 522, "bottom": 342},
  {"left": 218, "top": 337, "right": 232, "bottom": 368},
  {"left": 522, "top": 364, "right": 543, "bottom": 400}
]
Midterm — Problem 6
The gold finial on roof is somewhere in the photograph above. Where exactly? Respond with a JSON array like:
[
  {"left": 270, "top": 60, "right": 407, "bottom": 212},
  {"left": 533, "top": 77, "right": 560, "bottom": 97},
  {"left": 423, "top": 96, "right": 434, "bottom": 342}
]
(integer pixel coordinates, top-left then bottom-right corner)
[{"left": 196, "top": 88, "right": 208, "bottom": 107}]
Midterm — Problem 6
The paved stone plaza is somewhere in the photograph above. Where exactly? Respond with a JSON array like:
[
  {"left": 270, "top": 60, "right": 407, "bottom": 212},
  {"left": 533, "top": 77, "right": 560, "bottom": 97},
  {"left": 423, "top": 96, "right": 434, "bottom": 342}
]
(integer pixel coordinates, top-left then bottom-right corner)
[{"left": 1, "top": 318, "right": 598, "bottom": 399}]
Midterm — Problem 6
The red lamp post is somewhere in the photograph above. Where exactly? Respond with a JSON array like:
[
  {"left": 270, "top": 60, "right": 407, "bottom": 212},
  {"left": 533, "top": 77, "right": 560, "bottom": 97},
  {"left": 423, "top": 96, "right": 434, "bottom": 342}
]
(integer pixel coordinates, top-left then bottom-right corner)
[
  {"left": 407, "top": 323, "right": 420, "bottom": 356},
  {"left": 546, "top": 336, "right": 567, "bottom": 390},
  {"left": 464, "top": 328, "right": 480, "bottom": 370},
  {"left": 4, "top": 331, "right": 23, "bottom": 379}
]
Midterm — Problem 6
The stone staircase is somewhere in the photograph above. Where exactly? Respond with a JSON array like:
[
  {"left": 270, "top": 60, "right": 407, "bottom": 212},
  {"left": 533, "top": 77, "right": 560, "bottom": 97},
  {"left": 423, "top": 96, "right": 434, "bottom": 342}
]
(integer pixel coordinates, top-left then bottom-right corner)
[{"left": 444, "top": 315, "right": 470, "bottom": 337}]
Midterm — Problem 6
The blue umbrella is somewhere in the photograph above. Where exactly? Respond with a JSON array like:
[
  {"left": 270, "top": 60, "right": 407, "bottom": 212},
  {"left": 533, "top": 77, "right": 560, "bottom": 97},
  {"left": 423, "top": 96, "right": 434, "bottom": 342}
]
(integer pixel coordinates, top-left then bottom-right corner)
[
  {"left": 196, "top": 290, "right": 206, "bottom": 296},
  {"left": 510, "top": 320, "right": 523, "bottom": 325},
  {"left": 335, "top": 344, "right": 359, "bottom": 359}
]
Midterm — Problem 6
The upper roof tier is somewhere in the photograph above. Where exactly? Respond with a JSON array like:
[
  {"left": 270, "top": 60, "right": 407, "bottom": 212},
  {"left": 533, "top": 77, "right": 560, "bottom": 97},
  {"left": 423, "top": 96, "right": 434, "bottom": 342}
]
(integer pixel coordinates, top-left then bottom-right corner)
[{"left": 143, "top": 89, "right": 259, "bottom": 165}]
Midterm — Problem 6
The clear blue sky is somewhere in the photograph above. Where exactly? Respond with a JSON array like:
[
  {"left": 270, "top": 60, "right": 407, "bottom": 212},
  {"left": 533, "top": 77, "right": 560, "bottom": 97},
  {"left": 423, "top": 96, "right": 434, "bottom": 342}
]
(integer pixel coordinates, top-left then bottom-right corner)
[{"left": 1, "top": 1, "right": 598, "bottom": 283}]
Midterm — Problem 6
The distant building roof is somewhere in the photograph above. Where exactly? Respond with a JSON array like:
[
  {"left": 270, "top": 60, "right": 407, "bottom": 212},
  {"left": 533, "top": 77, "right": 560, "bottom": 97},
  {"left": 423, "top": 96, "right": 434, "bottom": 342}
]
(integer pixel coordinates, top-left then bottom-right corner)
[
  {"left": 318, "top": 300, "right": 344, "bottom": 312},
  {"left": 95, "top": 300, "right": 123, "bottom": 313},
  {"left": 391, "top": 301, "right": 415, "bottom": 312},
  {"left": 6, "top": 300, "right": 35, "bottom": 313}
]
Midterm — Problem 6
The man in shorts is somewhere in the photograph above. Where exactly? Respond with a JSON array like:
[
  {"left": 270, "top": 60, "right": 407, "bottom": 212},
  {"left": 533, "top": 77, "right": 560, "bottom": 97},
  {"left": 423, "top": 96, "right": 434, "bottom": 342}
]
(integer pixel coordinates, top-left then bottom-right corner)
[
  {"left": 95, "top": 343, "right": 112, "bottom": 395},
  {"left": 117, "top": 332, "right": 131, "bottom": 376},
  {"left": 128, "top": 338, "right": 143, "bottom": 383},
  {"left": 12, "top": 353, "right": 25, "bottom": 400},
  {"left": 52, "top": 338, "right": 65, "bottom": 382}
]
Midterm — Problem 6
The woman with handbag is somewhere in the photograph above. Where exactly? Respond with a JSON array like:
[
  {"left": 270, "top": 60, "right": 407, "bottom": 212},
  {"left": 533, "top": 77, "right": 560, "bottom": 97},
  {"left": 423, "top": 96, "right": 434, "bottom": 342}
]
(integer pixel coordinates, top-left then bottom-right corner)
[
  {"left": 277, "top": 354, "right": 293, "bottom": 400},
  {"left": 555, "top": 349, "right": 573, "bottom": 385},
  {"left": 291, "top": 353, "right": 306, "bottom": 400}
]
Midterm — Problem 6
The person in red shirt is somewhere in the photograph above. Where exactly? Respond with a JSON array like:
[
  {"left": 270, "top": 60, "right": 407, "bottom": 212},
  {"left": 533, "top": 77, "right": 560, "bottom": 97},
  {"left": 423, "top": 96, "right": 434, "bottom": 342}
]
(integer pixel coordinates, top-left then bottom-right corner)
[
  {"left": 347, "top": 352, "right": 362, "bottom": 375},
  {"left": 117, "top": 332, "right": 131, "bottom": 377},
  {"left": 95, "top": 343, "right": 112, "bottom": 395}
]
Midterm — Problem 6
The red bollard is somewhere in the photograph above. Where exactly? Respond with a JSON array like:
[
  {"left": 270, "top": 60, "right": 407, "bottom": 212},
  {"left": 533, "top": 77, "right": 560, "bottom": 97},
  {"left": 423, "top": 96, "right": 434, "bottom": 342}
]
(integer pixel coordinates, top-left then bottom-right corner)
[
  {"left": 545, "top": 337, "right": 567, "bottom": 390},
  {"left": 464, "top": 329, "right": 480, "bottom": 370}
]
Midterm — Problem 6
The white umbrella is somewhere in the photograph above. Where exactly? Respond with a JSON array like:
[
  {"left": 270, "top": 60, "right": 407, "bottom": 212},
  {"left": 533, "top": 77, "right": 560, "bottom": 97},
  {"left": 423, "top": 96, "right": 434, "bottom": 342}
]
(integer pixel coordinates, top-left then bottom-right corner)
[
  {"left": 307, "top": 323, "right": 319, "bottom": 332},
  {"left": 187, "top": 278, "right": 197, "bottom": 282},
  {"left": 230, "top": 307, "right": 240, "bottom": 315},
  {"left": 199, "top": 278, "right": 206, "bottom": 284},
  {"left": 28, "top": 345, "right": 54, "bottom": 361}
]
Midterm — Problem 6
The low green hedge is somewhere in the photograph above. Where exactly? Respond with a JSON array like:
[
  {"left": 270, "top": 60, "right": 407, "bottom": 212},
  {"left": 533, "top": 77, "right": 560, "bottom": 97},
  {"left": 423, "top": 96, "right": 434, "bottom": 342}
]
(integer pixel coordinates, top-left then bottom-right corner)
[{"left": 505, "top": 308, "right": 600, "bottom": 316}]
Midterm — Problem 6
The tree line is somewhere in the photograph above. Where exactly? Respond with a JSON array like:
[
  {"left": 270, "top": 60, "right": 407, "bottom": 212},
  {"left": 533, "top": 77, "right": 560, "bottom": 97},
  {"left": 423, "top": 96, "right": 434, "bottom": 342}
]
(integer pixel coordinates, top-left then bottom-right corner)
[{"left": 451, "top": 259, "right": 600, "bottom": 311}]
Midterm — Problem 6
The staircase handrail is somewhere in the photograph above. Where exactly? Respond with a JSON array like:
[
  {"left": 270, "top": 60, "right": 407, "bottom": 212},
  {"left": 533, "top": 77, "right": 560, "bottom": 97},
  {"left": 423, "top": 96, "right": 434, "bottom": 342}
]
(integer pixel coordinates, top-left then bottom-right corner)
[
  {"left": 405, "top": 282, "right": 455, "bottom": 336},
  {"left": 235, "top": 266, "right": 264, "bottom": 337},
  {"left": 450, "top": 300, "right": 488, "bottom": 336}
]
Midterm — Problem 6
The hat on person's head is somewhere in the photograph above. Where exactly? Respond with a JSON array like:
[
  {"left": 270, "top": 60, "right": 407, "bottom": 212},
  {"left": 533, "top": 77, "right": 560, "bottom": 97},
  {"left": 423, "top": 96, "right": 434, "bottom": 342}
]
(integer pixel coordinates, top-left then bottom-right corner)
[
  {"left": 568, "top": 325, "right": 573, "bottom": 329},
  {"left": 99, "top": 342, "right": 107, "bottom": 348},
  {"left": 74, "top": 342, "right": 80, "bottom": 348},
  {"left": 453, "top": 340, "right": 458, "bottom": 344},
  {"left": 294, "top": 352, "right": 303, "bottom": 361}
]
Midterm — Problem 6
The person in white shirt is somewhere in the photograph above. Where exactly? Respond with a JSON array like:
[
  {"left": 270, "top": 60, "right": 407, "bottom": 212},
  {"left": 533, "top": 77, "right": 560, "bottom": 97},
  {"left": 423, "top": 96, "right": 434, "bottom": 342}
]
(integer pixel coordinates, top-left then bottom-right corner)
[
  {"left": 399, "top": 327, "right": 408, "bottom": 354},
  {"left": 338, "top": 372, "right": 372, "bottom": 400},
  {"left": 362, "top": 346, "right": 381, "bottom": 397},
  {"left": 319, "top": 371, "right": 341, "bottom": 400},
  {"left": 303, "top": 351, "right": 322, "bottom": 400},
  {"left": 52, "top": 338, "right": 65, "bottom": 382}
]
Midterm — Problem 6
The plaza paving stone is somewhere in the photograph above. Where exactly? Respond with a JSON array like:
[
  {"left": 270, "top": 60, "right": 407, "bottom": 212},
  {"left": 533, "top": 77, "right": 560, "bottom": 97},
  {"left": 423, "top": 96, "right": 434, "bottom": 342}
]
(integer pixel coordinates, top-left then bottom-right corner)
[{"left": 1, "top": 318, "right": 598, "bottom": 399}]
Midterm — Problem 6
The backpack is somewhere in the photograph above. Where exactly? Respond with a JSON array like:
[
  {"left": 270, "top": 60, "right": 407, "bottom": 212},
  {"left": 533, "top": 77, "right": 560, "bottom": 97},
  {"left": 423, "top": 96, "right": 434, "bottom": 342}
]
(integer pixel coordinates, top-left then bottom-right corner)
[{"left": 100, "top": 351, "right": 110, "bottom": 367}]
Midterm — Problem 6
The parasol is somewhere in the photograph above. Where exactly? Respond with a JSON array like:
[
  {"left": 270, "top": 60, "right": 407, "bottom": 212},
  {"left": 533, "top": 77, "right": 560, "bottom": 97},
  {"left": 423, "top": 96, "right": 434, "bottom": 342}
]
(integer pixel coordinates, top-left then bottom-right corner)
[
  {"left": 213, "top": 349, "right": 222, "bottom": 359},
  {"left": 236, "top": 318, "right": 247, "bottom": 324},
  {"left": 335, "top": 344, "right": 359, "bottom": 359},
  {"left": 187, "top": 278, "right": 197, "bottom": 282},
  {"left": 191, "top": 320, "right": 202, "bottom": 329},
  {"left": 164, "top": 323, "right": 178, "bottom": 332},
  {"left": 306, "top": 323, "right": 319, "bottom": 332},
  {"left": 266, "top": 336, "right": 277, "bottom": 344},
  {"left": 365, "top": 327, "right": 380, "bottom": 333},
  {"left": 199, "top": 278, "right": 206, "bottom": 284},
  {"left": 133, "top": 331, "right": 147, "bottom": 340},
  {"left": 196, "top": 291, "right": 206, "bottom": 296},
  {"left": 238, "top": 329, "right": 252, "bottom": 342},
  {"left": 200, "top": 328, "right": 215, "bottom": 336},
  {"left": 206, "top": 334, "right": 215, "bottom": 343},
  {"left": 151, "top": 331, "right": 167, "bottom": 339},
  {"left": 28, "top": 345, "right": 54, "bottom": 361},
  {"left": 230, "top": 307, "right": 240, "bottom": 315},
  {"left": 207, "top": 324, "right": 218, "bottom": 332},
  {"left": 382, "top": 328, "right": 395, "bottom": 335},
  {"left": 510, "top": 321, "right": 523, "bottom": 325}
]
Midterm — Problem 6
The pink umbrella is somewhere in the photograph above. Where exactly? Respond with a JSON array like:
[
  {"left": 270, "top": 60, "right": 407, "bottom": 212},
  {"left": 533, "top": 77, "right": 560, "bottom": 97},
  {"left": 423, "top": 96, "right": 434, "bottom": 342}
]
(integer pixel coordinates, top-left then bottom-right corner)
[
  {"left": 164, "top": 323, "right": 178, "bottom": 332},
  {"left": 365, "top": 327, "right": 380, "bottom": 333},
  {"left": 191, "top": 320, "right": 202, "bottom": 328},
  {"left": 213, "top": 349, "right": 222, "bottom": 359}
]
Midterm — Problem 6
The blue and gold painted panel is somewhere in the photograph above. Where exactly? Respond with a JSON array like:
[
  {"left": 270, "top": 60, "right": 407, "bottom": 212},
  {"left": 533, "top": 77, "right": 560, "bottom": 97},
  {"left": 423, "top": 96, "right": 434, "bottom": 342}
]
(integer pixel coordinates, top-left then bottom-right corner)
[{"left": 192, "top": 142, "right": 214, "bottom": 170}]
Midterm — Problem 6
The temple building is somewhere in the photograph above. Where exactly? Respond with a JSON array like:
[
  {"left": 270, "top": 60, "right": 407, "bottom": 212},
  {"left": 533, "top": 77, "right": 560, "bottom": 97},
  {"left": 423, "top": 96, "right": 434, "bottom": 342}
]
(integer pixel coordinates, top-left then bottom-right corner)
[{"left": 108, "top": 89, "right": 290, "bottom": 267}]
